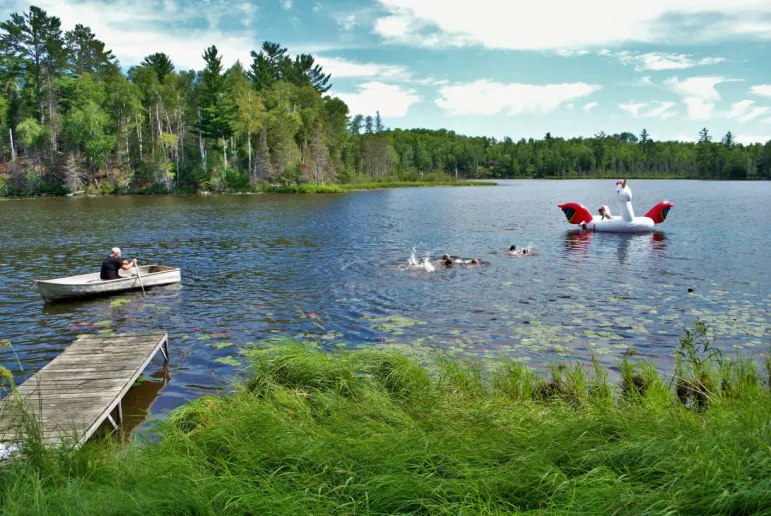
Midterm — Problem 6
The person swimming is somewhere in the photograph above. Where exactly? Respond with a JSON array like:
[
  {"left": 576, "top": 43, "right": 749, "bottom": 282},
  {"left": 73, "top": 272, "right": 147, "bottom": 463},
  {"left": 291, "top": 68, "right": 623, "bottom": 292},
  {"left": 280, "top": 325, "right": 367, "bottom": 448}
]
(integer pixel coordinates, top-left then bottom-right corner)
[
  {"left": 444, "top": 257, "right": 453, "bottom": 267},
  {"left": 522, "top": 248, "right": 530, "bottom": 255},
  {"left": 506, "top": 245, "right": 517, "bottom": 255},
  {"left": 471, "top": 258, "right": 479, "bottom": 265}
]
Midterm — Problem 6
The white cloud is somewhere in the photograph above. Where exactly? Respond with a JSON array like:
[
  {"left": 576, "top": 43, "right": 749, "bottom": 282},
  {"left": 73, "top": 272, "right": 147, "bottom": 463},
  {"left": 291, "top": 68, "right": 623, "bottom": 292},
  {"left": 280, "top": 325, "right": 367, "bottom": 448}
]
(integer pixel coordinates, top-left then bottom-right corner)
[
  {"left": 566, "top": 104, "right": 575, "bottom": 111},
  {"left": 336, "top": 82, "right": 420, "bottom": 117},
  {"left": 373, "top": 0, "right": 771, "bottom": 50},
  {"left": 638, "top": 76, "right": 655, "bottom": 86},
  {"left": 413, "top": 77, "right": 449, "bottom": 86},
  {"left": 642, "top": 101, "right": 677, "bottom": 118},
  {"left": 735, "top": 135, "right": 771, "bottom": 145},
  {"left": 726, "top": 100, "right": 770, "bottom": 123},
  {"left": 280, "top": 0, "right": 293, "bottom": 9},
  {"left": 1, "top": 0, "right": 258, "bottom": 69},
  {"left": 554, "top": 49, "right": 591, "bottom": 57},
  {"left": 664, "top": 76, "right": 735, "bottom": 101},
  {"left": 683, "top": 98, "right": 715, "bottom": 120},
  {"left": 738, "top": 107, "right": 770, "bottom": 122},
  {"left": 615, "top": 51, "right": 724, "bottom": 71},
  {"left": 727, "top": 100, "right": 754, "bottom": 118},
  {"left": 619, "top": 103, "right": 648, "bottom": 117},
  {"left": 315, "top": 57, "right": 411, "bottom": 80},
  {"left": 751, "top": 85, "right": 771, "bottom": 97},
  {"left": 313, "top": 2, "right": 323, "bottom": 12},
  {"left": 661, "top": 78, "right": 769, "bottom": 121},
  {"left": 664, "top": 76, "right": 742, "bottom": 119},
  {"left": 339, "top": 14, "right": 357, "bottom": 31},
  {"left": 584, "top": 102, "right": 599, "bottom": 112},
  {"left": 435, "top": 80, "right": 601, "bottom": 116}
]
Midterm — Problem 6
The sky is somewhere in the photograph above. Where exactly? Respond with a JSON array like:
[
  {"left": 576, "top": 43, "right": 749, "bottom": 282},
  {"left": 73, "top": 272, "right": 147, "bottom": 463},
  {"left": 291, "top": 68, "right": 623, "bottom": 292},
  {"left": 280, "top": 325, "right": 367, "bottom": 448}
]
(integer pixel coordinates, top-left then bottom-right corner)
[{"left": 3, "top": 0, "right": 771, "bottom": 144}]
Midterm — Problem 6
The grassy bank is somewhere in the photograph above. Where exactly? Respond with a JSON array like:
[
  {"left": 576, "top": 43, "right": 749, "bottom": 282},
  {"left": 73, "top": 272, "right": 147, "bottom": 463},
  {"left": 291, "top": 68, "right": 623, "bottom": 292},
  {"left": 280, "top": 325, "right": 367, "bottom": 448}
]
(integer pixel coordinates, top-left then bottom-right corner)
[
  {"left": 1, "top": 322, "right": 770, "bottom": 514},
  {"left": 261, "top": 180, "right": 491, "bottom": 194}
]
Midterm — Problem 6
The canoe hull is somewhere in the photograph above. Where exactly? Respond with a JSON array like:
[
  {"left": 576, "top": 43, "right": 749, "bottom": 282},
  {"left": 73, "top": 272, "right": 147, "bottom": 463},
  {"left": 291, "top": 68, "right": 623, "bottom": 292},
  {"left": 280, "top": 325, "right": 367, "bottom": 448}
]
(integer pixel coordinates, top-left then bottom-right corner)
[{"left": 37, "top": 265, "right": 181, "bottom": 303}]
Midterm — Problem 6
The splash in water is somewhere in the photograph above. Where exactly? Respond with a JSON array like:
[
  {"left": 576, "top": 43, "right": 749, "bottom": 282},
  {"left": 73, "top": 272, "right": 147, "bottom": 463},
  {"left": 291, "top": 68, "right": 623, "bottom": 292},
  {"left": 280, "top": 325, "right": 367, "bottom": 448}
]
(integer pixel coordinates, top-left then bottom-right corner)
[
  {"left": 506, "top": 243, "right": 535, "bottom": 256},
  {"left": 407, "top": 247, "right": 436, "bottom": 272}
]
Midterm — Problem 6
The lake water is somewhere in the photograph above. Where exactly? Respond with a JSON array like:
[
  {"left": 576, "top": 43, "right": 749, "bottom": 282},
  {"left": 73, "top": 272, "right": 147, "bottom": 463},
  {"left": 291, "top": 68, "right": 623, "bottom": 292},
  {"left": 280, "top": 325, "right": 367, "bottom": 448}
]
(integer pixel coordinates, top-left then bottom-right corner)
[{"left": 1, "top": 180, "right": 769, "bottom": 421}]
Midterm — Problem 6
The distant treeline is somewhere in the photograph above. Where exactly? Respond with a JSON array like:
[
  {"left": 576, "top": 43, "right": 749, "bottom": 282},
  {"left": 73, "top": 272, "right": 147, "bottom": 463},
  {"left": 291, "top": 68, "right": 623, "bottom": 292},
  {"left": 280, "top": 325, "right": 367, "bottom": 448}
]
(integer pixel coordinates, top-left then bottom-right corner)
[{"left": 1, "top": 5, "right": 769, "bottom": 197}]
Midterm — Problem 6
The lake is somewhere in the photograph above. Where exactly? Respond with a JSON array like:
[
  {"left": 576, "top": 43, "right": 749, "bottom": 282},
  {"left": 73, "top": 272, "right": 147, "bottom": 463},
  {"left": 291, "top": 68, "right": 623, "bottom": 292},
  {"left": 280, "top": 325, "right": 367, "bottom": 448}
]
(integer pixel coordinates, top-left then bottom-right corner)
[{"left": 1, "top": 180, "right": 769, "bottom": 421}]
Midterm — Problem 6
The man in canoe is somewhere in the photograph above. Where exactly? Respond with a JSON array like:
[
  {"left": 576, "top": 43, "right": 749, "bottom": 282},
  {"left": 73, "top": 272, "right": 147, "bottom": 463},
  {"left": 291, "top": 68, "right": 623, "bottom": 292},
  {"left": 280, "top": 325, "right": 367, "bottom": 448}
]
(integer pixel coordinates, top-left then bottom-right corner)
[{"left": 100, "top": 247, "right": 137, "bottom": 280}]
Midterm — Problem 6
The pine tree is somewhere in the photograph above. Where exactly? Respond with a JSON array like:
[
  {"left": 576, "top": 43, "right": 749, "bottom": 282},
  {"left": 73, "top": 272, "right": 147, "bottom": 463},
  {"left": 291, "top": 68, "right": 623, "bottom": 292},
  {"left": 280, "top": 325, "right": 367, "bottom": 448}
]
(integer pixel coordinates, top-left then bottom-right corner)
[
  {"left": 140, "top": 52, "right": 174, "bottom": 83},
  {"left": 198, "top": 46, "right": 236, "bottom": 172},
  {"left": 65, "top": 24, "right": 115, "bottom": 76}
]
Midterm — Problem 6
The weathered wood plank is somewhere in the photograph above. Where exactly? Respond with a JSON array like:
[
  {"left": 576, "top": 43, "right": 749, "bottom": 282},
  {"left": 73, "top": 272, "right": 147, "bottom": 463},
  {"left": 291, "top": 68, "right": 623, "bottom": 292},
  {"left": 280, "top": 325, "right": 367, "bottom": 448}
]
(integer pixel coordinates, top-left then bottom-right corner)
[{"left": 0, "top": 332, "right": 168, "bottom": 449}]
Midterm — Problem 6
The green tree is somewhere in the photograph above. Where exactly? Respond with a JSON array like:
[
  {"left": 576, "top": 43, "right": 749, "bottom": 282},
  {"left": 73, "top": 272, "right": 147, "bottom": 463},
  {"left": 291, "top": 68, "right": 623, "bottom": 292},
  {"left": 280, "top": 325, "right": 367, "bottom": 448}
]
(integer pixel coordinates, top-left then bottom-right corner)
[
  {"left": 65, "top": 24, "right": 115, "bottom": 76},
  {"left": 0, "top": 5, "right": 67, "bottom": 154},
  {"left": 139, "top": 52, "right": 175, "bottom": 84},
  {"left": 65, "top": 72, "right": 116, "bottom": 185},
  {"left": 198, "top": 45, "right": 236, "bottom": 172},
  {"left": 231, "top": 64, "right": 265, "bottom": 186}
]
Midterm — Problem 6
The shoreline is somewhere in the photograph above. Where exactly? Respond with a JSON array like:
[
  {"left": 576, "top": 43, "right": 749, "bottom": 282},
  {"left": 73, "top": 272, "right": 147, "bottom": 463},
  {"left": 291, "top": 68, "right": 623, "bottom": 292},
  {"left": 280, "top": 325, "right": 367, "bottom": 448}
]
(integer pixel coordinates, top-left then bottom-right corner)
[
  {"left": 0, "top": 180, "right": 495, "bottom": 199},
  {"left": 4, "top": 176, "right": 769, "bottom": 199},
  {"left": 1, "top": 321, "right": 770, "bottom": 513}
]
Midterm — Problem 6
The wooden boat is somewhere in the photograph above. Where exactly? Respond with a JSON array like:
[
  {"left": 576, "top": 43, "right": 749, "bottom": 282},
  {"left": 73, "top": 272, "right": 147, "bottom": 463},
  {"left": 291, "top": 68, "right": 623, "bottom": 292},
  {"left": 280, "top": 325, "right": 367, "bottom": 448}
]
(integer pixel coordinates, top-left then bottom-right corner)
[{"left": 36, "top": 265, "right": 181, "bottom": 303}]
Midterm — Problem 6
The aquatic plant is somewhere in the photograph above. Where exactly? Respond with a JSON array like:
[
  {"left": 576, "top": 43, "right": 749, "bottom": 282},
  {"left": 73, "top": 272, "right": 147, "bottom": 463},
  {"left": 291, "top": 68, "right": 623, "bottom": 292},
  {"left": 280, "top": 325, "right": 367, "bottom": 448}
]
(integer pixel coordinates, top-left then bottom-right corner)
[{"left": 1, "top": 324, "right": 770, "bottom": 514}]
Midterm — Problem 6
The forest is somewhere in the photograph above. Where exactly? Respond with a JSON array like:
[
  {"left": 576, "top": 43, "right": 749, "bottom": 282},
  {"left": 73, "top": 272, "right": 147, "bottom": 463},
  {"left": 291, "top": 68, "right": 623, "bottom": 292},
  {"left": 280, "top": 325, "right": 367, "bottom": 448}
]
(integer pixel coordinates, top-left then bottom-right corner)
[{"left": 1, "top": 5, "right": 770, "bottom": 196}]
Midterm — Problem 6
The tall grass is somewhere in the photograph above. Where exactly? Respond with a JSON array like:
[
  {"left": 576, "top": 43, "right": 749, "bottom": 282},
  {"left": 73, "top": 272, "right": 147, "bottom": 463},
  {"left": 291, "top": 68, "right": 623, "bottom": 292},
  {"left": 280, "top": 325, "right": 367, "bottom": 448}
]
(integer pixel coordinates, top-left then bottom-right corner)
[{"left": 1, "top": 325, "right": 770, "bottom": 514}]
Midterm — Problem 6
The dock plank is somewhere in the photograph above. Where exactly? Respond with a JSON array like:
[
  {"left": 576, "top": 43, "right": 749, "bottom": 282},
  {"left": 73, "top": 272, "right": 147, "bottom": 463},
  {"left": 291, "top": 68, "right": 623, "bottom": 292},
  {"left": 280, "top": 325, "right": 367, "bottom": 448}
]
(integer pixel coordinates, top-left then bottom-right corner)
[{"left": 0, "top": 332, "right": 168, "bottom": 449}]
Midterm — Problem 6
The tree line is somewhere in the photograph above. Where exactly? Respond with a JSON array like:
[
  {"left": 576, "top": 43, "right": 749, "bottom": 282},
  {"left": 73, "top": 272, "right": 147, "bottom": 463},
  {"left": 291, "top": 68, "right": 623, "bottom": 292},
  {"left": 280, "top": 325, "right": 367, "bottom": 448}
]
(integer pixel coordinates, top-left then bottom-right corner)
[{"left": 1, "top": 5, "right": 769, "bottom": 196}]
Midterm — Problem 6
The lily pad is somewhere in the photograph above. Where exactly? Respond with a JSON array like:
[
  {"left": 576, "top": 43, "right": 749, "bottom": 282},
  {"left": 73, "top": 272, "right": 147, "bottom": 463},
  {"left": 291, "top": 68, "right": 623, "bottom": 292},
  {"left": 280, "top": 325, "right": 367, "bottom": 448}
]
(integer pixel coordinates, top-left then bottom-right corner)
[
  {"left": 109, "top": 298, "right": 130, "bottom": 308},
  {"left": 207, "top": 342, "right": 233, "bottom": 350},
  {"left": 214, "top": 356, "right": 241, "bottom": 367},
  {"left": 97, "top": 328, "right": 114, "bottom": 334},
  {"left": 93, "top": 320, "right": 112, "bottom": 327}
]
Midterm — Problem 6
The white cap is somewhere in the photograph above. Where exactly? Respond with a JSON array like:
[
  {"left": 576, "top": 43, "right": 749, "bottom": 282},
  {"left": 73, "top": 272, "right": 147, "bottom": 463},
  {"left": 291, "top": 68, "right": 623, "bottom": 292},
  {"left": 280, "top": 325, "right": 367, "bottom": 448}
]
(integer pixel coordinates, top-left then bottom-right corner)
[{"left": 111, "top": 247, "right": 121, "bottom": 254}]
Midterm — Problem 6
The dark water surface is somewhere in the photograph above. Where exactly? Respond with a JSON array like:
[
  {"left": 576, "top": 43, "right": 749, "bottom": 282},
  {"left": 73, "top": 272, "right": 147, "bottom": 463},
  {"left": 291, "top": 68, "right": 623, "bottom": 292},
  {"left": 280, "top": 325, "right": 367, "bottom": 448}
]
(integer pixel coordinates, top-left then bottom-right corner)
[{"left": 1, "top": 180, "right": 769, "bottom": 419}]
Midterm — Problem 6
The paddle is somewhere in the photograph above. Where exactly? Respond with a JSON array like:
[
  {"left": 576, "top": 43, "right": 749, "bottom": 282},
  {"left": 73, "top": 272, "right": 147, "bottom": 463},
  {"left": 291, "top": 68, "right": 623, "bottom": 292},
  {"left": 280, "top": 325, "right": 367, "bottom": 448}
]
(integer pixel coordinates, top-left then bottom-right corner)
[{"left": 134, "top": 260, "right": 146, "bottom": 296}]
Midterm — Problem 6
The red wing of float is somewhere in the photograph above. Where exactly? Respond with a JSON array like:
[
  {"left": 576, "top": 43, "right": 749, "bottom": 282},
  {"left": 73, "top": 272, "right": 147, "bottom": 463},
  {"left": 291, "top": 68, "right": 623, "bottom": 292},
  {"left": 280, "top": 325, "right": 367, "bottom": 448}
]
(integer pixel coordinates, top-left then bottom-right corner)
[
  {"left": 644, "top": 201, "right": 673, "bottom": 224},
  {"left": 557, "top": 203, "right": 593, "bottom": 225}
]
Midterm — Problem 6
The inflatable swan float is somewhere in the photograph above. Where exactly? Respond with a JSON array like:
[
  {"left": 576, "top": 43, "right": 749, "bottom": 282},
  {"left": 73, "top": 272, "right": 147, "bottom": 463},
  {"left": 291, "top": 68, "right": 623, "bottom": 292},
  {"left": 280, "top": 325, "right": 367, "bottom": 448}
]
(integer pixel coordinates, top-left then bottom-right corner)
[{"left": 558, "top": 180, "right": 673, "bottom": 233}]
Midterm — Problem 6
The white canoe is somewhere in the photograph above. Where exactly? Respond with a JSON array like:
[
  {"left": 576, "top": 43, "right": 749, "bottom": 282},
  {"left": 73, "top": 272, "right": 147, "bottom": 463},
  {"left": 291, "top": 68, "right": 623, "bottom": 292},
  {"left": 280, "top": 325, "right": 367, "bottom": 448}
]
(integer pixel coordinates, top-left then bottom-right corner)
[{"left": 37, "top": 265, "right": 181, "bottom": 303}]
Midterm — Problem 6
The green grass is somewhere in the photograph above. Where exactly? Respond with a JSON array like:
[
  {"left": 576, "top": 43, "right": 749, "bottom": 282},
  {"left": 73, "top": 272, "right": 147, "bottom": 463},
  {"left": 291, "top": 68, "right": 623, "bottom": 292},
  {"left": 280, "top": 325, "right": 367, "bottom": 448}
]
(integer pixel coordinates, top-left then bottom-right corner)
[
  {"left": 1, "top": 325, "right": 770, "bottom": 514},
  {"left": 260, "top": 181, "right": 491, "bottom": 194}
]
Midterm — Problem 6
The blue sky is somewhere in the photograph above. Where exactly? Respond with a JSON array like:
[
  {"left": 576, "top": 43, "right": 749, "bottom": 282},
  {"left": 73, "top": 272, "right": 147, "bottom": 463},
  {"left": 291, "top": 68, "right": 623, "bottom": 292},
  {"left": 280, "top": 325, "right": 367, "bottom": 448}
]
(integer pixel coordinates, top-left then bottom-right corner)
[{"left": 4, "top": 0, "right": 771, "bottom": 143}]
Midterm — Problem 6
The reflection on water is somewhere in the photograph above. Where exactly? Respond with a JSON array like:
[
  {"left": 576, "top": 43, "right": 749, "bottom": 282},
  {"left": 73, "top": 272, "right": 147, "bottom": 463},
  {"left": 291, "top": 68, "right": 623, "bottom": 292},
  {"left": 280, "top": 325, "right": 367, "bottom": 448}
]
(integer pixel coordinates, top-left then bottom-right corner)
[{"left": 1, "top": 181, "right": 770, "bottom": 432}]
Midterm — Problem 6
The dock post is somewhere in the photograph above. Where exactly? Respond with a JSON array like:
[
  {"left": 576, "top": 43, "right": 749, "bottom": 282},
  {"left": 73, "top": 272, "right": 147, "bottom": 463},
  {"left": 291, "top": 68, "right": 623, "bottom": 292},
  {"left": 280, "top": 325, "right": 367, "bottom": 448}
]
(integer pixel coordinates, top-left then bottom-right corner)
[{"left": 160, "top": 335, "right": 170, "bottom": 363}]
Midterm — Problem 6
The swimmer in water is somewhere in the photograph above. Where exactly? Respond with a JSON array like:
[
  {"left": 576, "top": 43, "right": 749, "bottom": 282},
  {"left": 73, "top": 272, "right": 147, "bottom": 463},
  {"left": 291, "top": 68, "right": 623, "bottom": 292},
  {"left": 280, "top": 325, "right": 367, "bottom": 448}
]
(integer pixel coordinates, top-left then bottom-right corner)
[
  {"left": 471, "top": 258, "right": 479, "bottom": 264},
  {"left": 506, "top": 245, "right": 517, "bottom": 255},
  {"left": 522, "top": 248, "right": 530, "bottom": 255},
  {"left": 444, "top": 257, "right": 453, "bottom": 267}
]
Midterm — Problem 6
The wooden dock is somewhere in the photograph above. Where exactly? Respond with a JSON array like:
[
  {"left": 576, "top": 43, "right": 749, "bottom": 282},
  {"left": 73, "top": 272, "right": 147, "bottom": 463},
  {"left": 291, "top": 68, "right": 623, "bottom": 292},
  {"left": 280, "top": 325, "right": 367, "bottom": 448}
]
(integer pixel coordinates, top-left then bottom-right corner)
[{"left": 0, "top": 332, "right": 169, "bottom": 449}]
